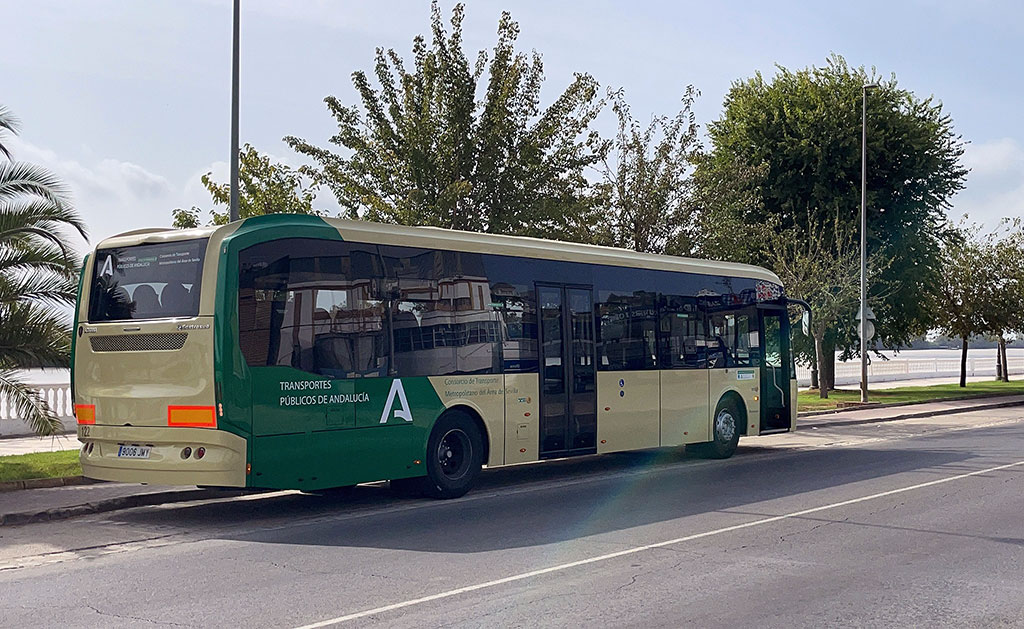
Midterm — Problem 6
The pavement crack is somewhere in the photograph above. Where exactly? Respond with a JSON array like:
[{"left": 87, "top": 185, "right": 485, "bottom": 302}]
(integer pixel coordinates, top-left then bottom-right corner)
[
  {"left": 616, "top": 572, "right": 641, "bottom": 592},
  {"left": 86, "top": 604, "right": 191, "bottom": 627}
]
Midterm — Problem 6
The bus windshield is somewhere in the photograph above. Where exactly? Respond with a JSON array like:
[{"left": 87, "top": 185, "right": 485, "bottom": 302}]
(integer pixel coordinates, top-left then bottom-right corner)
[{"left": 88, "top": 238, "right": 208, "bottom": 322}]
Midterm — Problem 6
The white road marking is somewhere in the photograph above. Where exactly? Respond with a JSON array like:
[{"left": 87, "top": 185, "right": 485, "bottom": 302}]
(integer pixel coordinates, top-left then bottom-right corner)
[{"left": 293, "top": 458, "right": 1024, "bottom": 628}]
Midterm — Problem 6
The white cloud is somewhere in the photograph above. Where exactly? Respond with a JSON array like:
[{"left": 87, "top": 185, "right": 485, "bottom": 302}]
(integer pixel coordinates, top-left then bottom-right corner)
[
  {"left": 6, "top": 136, "right": 182, "bottom": 249},
  {"left": 962, "top": 137, "right": 1024, "bottom": 178},
  {"left": 952, "top": 137, "right": 1024, "bottom": 228}
]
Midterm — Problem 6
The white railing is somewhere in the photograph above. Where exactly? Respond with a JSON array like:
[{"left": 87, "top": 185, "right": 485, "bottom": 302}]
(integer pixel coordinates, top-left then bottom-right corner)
[
  {"left": 0, "top": 383, "right": 76, "bottom": 437},
  {"left": 802, "top": 358, "right": 1024, "bottom": 387}
]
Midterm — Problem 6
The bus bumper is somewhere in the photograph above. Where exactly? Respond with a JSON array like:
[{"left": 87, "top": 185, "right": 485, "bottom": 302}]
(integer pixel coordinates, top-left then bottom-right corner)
[{"left": 78, "top": 425, "right": 247, "bottom": 488}]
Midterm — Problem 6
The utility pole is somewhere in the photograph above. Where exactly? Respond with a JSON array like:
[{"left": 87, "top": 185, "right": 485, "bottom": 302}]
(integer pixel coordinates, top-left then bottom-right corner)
[
  {"left": 860, "top": 82, "right": 879, "bottom": 403},
  {"left": 229, "top": 0, "right": 240, "bottom": 222}
]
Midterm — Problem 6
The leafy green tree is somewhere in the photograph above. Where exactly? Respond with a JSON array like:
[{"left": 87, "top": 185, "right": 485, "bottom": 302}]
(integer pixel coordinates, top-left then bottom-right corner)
[
  {"left": 685, "top": 153, "right": 771, "bottom": 261},
  {"left": 172, "top": 143, "right": 319, "bottom": 228},
  {"left": 285, "top": 2, "right": 604, "bottom": 241},
  {"left": 698, "top": 54, "right": 968, "bottom": 382},
  {"left": 0, "top": 107, "right": 87, "bottom": 435},
  {"left": 769, "top": 217, "right": 862, "bottom": 397},
  {"left": 981, "top": 219, "right": 1024, "bottom": 382},
  {"left": 933, "top": 224, "right": 994, "bottom": 387},
  {"left": 591, "top": 87, "right": 700, "bottom": 253}
]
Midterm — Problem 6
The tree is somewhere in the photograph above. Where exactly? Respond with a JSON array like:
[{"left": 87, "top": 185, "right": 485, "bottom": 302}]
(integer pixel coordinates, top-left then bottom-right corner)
[
  {"left": 172, "top": 143, "right": 319, "bottom": 228},
  {"left": 980, "top": 219, "right": 1024, "bottom": 382},
  {"left": 0, "top": 105, "right": 18, "bottom": 160},
  {"left": 933, "top": 224, "right": 993, "bottom": 387},
  {"left": 285, "top": 2, "right": 604, "bottom": 241},
  {"left": 590, "top": 87, "right": 700, "bottom": 254},
  {"left": 769, "top": 216, "right": 861, "bottom": 398},
  {"left": 0, "top": 106, "right": 87, "bottom": 435},
  {"left": 698, "top": 55, "right": 968, "bottom": 386}
]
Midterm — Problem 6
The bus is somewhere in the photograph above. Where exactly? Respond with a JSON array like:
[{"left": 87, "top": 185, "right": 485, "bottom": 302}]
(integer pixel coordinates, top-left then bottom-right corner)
[{"left": 73, "top": 214, "right": 802, "bottom": 499}]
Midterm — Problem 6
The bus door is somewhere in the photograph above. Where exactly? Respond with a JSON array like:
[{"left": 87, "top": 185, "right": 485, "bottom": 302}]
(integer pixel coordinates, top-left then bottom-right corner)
[
  {"left": 537, "top": 284, "right": 597, "bottom": 457},
  {"left": 758, "top": 307, "right": 792, "bottom": 432}
]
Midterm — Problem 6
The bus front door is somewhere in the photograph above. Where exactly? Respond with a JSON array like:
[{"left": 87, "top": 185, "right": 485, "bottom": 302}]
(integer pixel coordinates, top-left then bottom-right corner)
[
  {"left": 537, "top": 284, "right": 597, "bottom": 457},
  {"left": 759, "top": 308, "right": 792, "bottom": 432}
]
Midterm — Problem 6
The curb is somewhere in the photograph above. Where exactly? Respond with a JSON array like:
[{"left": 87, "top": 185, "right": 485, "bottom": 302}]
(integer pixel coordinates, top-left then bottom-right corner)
[
  {"left": 0, "top": 487, "right": 253, "bottom": 527},
  {"left": 799, "top": 398, "right": 1024, "bottom": 430},
  {"left": 0, "top": 475, "right": 100, "bottom": 493},
  {"left": 796, "top": 392, "right": 1024, "bottom": 418}
]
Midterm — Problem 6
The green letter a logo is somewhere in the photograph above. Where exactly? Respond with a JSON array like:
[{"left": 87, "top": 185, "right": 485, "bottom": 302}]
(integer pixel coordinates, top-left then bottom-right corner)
[{"left": 379, "top": 379, "right": 413, "bottom": 424}]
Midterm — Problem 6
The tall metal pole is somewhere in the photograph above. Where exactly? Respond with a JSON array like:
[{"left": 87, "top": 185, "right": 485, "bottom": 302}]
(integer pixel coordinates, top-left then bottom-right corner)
[
  {"left": 859, "top": 85, "right": 872, "bottom": 403},
  {"left": 229, "top": 0, "right": 240, "bottom": 222}
]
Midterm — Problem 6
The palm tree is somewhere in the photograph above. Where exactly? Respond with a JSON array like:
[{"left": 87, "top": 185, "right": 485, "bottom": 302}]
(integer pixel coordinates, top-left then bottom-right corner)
[
  {"left": 0, "top": 105, "right": 87, "bottom": 435},
  {"left": 0, "top": 105, "right": 19, "bottom": 160}
]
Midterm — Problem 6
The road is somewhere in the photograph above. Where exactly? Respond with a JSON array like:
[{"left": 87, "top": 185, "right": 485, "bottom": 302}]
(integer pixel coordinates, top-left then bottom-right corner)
[{"left": 2, "top": 408, "right": 1024, "bottom": 628}]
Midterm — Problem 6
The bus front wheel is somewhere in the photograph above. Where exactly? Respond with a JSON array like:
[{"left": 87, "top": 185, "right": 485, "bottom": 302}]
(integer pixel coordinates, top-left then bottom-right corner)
[
  {"left": 423, "top": 411, "right": 484, "bottom": 499},
  {"left": 689, "top": 398, "right": 741, "bottom": 459}
]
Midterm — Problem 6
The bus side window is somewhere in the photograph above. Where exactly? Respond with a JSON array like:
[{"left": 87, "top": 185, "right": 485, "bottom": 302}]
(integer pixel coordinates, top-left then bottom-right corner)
[
  {"left": 238, "top": 239, "right": 390, "bottom": 378},
  {"left": 596, "top": 290, "right": 657, "bottom": 371},
  {"left": 658, "top": 296, "right": 705, "bottom": 369},
  {"left": 707, "top": 314, "right": 731, "bottom": 368}
]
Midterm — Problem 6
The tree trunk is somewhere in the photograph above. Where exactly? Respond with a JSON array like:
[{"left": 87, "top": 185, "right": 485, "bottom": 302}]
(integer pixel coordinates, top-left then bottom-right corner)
[
  {"left": 996, "top": 339, "right": 1004, "bottom": 380},
  {"left": 1000, "top": 336, "right": 1009, "bottom": 382},
  {"left": 813, "top": 332, "right": 827, "bottom": 399},
  {"left": 817, "top": 335, "right": 836, "bottom": 398},
  {"left": 960, "top": 336, "right": 968, "bottom": 388},
  {"left": 810, "top": 349, "right": 819, "bottom": 390}
]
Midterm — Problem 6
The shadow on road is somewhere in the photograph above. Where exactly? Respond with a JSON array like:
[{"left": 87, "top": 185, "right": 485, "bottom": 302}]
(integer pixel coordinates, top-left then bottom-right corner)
[{"left": 102, "top": 423, "right": 1024, "bottom": 554}]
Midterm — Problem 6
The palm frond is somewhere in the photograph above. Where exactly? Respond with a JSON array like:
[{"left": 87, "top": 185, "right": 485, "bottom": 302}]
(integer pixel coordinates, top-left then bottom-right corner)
[
  {"left": 0, "top": 238, "right": 76, "bottom": 278},
  {"left": 0, "top": 369, "right": 63, "bottom": 436},
  {"left": 0, "top": 196, "right": 88, "bottom": 245},
  {"left": 0, "top": 270, "right": 78, "bottom": 307},
  {"left": 0, "top": 105, "right": 20, "bottom": 161},
  {"left": 0, "top": 161, "right": 74, "bottom": 214},
  {"left": 0, "top": 301, "right": 71, "bottom": 370}
]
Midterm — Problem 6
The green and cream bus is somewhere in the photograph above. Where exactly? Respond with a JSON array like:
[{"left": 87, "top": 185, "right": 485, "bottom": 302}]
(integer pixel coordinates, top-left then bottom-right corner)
[{"left": 73, "top": 214, "right": 801, "bottom": 498}]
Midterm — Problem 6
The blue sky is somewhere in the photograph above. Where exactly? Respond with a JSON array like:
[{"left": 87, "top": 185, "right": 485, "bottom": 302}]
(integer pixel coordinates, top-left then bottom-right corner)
[{"left": 2, "top": 0, "right": 1022, "bottom": 247}]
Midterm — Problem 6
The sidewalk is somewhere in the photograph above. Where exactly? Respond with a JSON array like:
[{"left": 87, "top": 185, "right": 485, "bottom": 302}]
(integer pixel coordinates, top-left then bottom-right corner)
[
  {"left": 0, "top": 433, "right": 80, "bottom": 456},
  {"left": 1, "top": 394, "right": 1022, "bottom": 527}
]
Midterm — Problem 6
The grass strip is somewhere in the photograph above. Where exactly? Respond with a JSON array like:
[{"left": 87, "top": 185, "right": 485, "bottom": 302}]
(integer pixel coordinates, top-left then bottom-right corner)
[
  {"left": 0, "top": 450, "right": 81, "bottom": 482},
  {"left": 798, "top": 379, "right": 1024, "bottom": 412}
]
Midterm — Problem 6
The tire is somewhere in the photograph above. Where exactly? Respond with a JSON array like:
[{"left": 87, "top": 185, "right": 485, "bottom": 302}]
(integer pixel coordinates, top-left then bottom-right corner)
[
  {"left": 688, "top": 398, "right": 741, "bottom": 459},
  {"left": 422, "top": 411, "right": 484, "bottom": 499}
]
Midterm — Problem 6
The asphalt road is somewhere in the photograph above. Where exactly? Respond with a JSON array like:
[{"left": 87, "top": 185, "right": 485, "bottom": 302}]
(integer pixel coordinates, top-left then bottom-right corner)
[{"left": 2, "top": 407, "right": 1023, "bottom": 628}]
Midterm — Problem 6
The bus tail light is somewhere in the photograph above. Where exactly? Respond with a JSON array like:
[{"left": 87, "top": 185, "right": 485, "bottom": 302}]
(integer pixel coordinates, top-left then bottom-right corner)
[
  {"left": 75, "top": 404, "right": 95, "bottom": 425},
  {"left": 195, "top": 447, "right": 206, "bottom": 460},
  {"left": 167, "top": 406, "right": 216, "bottom": 428}
]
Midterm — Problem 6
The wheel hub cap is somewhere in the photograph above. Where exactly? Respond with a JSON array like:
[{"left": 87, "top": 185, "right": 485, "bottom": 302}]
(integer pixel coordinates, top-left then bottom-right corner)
[{"left": 716, "top": 411, "right": 736, "bottom": 442}]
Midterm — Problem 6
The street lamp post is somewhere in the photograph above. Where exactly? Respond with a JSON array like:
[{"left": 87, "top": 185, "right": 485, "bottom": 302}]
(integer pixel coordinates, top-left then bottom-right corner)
[
  {"left": 860, "top": 82, "right": 879, "bottom": 403},
  {"left": 229, "top": 0, "right": 240, "bottom": 223}
]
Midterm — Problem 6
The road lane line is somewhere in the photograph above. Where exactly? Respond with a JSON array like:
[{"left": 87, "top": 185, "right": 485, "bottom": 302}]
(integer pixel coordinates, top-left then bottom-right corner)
[{"left": 293, "top": 458, "right": 1024, "bottom": 628}]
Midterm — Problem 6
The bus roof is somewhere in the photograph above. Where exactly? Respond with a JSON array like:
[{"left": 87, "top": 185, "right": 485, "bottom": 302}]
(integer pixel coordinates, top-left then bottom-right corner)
[{"left": 99, "top": 215, "right": 782, "bottom": 285}]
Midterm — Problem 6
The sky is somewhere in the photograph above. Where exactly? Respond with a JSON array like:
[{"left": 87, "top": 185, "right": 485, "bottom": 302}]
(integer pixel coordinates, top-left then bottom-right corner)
[{"left": 2, "top": 0, "right": 1022, "bottom": 252}]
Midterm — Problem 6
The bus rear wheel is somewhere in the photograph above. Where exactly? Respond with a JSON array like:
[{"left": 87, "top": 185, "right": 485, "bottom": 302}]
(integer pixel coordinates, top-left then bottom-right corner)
[
  {"left": 423, "top": 411, "right": 484, "bottom": 499},
  {"left": 689, "top": 398, "right": 741, "bottom": 459}
]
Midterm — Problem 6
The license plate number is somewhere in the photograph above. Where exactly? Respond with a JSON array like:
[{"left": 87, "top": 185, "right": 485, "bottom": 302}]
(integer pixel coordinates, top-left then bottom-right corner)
[{"left": 117, "top": 445, "right": 151, "bottom": 459}]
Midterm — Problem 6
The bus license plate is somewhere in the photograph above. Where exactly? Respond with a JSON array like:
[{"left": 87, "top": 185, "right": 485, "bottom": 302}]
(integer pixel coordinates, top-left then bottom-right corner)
[{"left": 117, "top": 445, "right": 151, "bottom": 459}]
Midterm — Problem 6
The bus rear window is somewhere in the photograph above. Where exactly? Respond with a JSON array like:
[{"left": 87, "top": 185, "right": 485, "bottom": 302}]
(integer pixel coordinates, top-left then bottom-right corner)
[{"left": 88, "top": 239, "right": 208, "bottom": 322}]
